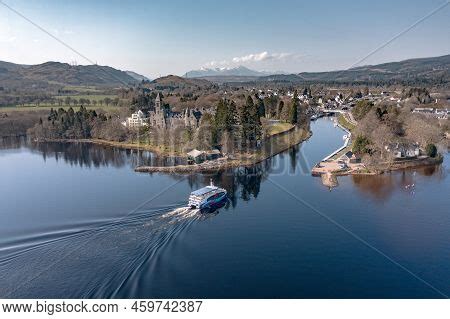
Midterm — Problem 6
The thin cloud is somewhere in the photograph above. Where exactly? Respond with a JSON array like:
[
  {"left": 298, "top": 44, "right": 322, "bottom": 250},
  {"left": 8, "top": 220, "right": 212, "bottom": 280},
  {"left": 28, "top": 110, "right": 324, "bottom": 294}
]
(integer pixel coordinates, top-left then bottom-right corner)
[
  {"left": 232, "top": 51, "right": 293, "bottom": 63},
  {"left": 204, "top": 60, "right": 228, "bottom": 68},
  {"left": 0, "top": 36, "right": 17, "bottom": 43},
  {"left": 203, "top": 51, "right": 304, "bottom": 68}
]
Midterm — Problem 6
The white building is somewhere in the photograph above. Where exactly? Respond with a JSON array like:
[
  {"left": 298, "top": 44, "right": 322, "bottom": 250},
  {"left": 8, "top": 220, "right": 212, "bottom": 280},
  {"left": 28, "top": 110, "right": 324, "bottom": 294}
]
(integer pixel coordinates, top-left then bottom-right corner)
[
  {"left": 385, "top": 143, "right": 420, "bottom": 159},
  {"left": 123, "top": 110, "right": 148, "bottom": 128}
]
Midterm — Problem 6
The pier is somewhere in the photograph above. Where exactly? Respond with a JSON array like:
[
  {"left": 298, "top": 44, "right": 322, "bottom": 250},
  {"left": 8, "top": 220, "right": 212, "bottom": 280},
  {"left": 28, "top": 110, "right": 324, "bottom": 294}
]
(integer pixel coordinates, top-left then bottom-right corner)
[
  {"left": 321, "top": 122, "right": 351, "bottom": 162},
  {"left": 311, "top": 116, "right": 366, "bottom": 177}
]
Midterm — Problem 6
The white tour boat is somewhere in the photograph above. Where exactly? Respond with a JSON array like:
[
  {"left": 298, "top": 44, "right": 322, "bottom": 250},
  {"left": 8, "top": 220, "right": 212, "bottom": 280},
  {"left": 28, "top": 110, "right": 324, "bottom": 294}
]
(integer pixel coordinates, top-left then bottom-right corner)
[{"left": 188, "top": 180, "right": 227, "bottom": 210}]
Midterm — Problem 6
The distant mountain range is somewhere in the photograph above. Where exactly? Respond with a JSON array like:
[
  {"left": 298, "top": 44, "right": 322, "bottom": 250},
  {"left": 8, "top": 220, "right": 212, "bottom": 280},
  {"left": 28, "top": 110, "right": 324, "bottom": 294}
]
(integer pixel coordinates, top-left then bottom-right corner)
[
  {"left": 1, "top": 54, "right": 448, "bottom": 90},
  {"left": 184, "top": 65, "right": 284, "bottom": 78},
  {"left": 260, "top": 55, "right": 450, "bottom": 85},
  {"left": 0, "top": 61, "right": 147, "bottom": 89},
  {"left": 184, "top": 55, "right": 450, "bottom": 85}
]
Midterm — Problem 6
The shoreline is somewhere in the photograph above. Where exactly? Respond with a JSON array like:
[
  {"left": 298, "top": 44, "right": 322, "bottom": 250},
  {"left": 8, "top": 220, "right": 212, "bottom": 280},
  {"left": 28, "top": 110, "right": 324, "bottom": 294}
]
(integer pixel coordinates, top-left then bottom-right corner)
[
  {"left": 313, "top": 155, "right": 444, "bottom": 177},
  {"left": 311, "top": 114, "right": 444, "bottom": 178},
  {"left": 33, "top": 138, "right": 186, "bottom": 157},
  {"left": 32, "top": 126, "right": 312, "bottom": 173},
  {"left": 135, "top": 127, "right": 312, "bottom": 173}
]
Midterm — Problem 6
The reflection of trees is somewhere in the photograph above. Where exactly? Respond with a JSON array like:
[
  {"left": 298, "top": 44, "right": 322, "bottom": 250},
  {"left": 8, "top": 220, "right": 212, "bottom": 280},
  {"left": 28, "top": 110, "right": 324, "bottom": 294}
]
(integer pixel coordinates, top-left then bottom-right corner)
[
  {"left": 352, "top": 174, "right": 397, "bottom": 201},
  {"left": 182, "top": 159, "right": 273, "bottom": 209},
  {"left": 351, "top": 164, "right": 446, "bottom": 201},
  {"left": 0, "top": 137, "right": 186, "bottom": 169},
  {"left": 1, "top": 137, "right": 272, "bottom": 207},
  {"left": 289, "top": 146, "right": 298, "bottom": 173},
  {"left": 0, "top": 136, "right": 27, "bottom": 150}
]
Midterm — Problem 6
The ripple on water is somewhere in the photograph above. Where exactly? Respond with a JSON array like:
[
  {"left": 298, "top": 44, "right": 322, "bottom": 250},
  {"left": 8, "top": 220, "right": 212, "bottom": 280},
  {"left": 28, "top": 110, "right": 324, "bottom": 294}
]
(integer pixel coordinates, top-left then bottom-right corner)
[{"left": 0, "top": 205, "right": 200, "bottom": 298}]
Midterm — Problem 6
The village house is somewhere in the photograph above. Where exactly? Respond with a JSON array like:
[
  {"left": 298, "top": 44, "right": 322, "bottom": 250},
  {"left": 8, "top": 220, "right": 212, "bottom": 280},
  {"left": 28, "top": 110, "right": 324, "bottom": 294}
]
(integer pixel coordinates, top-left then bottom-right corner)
[
  {"left": 340, "top": 151, "right": 361, "bottom": 164},
  {"left": 385, "top": 143, "right": 420, "bottom": 159},
  {"left": 187, "top": 148, "right": 222, "bottom": 164},
  {"left": 412, "top": 107, "right": 435, "bottom": 114},
  {"left": 187, "top": 149, "right": 206, "bottom": 164},
  {"left": 412, "top": 107, "right": 449, "bottom": 119}
]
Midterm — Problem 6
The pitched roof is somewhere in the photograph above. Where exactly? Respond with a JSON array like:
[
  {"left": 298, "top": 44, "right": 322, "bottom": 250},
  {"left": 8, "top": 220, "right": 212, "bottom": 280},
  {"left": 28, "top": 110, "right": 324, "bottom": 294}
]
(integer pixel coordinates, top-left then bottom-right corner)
[
  {"left": 342, "top": 151, "right": 353, "bottom": 159},
  {"left": 187, "top": 149, "right": 205, "bottom": 158}
]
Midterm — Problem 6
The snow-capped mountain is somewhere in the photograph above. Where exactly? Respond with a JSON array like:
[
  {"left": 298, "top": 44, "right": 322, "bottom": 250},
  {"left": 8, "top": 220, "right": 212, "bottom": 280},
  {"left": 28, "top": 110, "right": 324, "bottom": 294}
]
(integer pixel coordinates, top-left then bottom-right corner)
[{"left": 184, "top": 66, "right": 282, "bottom": 78}]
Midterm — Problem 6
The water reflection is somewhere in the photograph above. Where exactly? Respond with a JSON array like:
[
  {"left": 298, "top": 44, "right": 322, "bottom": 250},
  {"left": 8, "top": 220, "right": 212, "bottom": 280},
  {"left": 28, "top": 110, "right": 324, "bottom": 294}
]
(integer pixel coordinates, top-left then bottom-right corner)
[
  {"left": 1, "top": 120, "right": 449, "bottom": 298},
  {"left": 2, "top": 136, "right": 446, "bottom": 206},
  {"left": 1, "top": 136, "right": 272, "bottom": 208},
  {"left": 0, "top": 136, "right": 186, "bottom": 168},
  {"left": 351, "top": 164, "right": 447, "bottom": 200},
  {"left": 185, "top": 161, "right": 272, "bottom": 208}
]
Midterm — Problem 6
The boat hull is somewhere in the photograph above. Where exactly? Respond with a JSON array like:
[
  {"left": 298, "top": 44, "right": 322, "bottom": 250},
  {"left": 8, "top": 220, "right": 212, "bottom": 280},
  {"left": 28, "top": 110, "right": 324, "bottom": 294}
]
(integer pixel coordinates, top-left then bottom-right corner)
[{"left": 190, "top": 192, "right": 227, "bottom": 210}]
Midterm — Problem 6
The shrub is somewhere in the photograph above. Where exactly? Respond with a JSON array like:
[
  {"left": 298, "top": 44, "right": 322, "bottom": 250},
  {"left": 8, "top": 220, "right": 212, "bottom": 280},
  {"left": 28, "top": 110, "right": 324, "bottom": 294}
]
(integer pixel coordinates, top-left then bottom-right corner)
[
  {"left": 425, "top": 143, "right": 437, "bottom": 158},
  {"left": 352, "top": 135, "right": 371, "bottom": 154},
  {"left": 352, "top": 100, "right": 373, "bottom": 121}
]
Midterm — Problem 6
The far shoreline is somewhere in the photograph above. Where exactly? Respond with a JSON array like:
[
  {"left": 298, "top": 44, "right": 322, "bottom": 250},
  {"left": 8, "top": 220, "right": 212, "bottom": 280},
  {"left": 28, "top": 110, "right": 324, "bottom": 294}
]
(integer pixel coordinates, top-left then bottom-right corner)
[{"left": 31, "top": 126, "right": 312, "bottom": 173}]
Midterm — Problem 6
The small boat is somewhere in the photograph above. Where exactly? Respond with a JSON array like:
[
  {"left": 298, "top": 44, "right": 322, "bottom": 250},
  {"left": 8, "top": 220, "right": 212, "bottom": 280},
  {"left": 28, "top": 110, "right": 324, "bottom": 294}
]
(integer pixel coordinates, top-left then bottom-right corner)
[
  {"left": 343, "top": 134, "right": 348, "bottom": 140},
  {"left": 188, "top": 179, "right": 227, "bottom": 210}
]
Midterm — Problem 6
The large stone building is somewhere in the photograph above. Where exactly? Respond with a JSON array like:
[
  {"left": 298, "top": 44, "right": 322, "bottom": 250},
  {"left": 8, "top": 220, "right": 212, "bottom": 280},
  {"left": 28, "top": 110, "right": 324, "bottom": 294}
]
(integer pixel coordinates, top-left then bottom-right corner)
[{"left": 148, "top": 93, "right": 202, "bottom": 129}]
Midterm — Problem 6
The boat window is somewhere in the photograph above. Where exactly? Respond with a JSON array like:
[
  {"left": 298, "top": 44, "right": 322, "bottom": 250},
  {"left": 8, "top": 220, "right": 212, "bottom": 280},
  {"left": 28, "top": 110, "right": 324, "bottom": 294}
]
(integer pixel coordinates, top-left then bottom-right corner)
[{"left": 208, "top": 194, "right": 218, "bottom": 201}]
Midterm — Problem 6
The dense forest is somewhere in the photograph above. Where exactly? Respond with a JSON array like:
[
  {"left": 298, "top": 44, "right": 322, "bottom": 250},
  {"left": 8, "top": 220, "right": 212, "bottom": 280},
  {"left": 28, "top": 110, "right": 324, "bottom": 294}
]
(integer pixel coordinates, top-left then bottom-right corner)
[{"left": 27, "top": 106, "right": 128, "bottom": 142}]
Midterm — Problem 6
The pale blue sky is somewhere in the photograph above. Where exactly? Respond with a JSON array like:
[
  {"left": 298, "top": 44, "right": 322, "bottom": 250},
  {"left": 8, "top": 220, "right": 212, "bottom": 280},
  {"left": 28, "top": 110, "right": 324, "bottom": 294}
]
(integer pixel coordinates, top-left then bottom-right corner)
[{"left": 0, "top": 0, "right": 449, "bottom": 78}]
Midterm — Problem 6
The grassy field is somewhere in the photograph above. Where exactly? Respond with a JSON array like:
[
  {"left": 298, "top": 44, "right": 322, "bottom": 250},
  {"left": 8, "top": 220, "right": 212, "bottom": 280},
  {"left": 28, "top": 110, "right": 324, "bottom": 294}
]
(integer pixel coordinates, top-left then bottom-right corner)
[
  {"left": 266, "top": 122, "right": 294, "bottom": 136},
  {"left": 54, "top": 94, "right": 117, "bottom": 101},
  {"left": 0, "top": 105, "right": 122, "bottom": 112},
  {"left": 338, "top": 114, "right": 356, "bottom": 131},
  {"left": 61, "top": 85, "right": 105, "bottom": 93}
]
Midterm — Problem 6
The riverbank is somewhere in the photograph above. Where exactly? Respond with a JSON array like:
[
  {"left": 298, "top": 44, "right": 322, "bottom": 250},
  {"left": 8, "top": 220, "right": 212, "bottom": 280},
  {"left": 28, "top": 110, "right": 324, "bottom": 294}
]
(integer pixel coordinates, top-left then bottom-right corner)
[
  {"left": 311, "top": 114, "right": 444, "bottom": 179},
  {"left": 368, "top": 155, "right": 444, "bottom": 173},
  {"left": 313, "top": 155, "right": 443, "bottom": 177},
  {"left": 135, "top": 126, "right": 311, "bottom": 173},
  {"left": 31, "top": 125, "right": 311, "bottom": 173},
  {"left": 33, "top": 137, "right": 188, "bottom": 157}
]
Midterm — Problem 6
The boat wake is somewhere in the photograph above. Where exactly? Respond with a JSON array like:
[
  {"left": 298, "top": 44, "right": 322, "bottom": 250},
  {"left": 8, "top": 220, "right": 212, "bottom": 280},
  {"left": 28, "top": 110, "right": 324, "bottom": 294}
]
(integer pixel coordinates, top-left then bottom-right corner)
[{"left": 0, "top": 204, "right": 201, "bottom": 298}]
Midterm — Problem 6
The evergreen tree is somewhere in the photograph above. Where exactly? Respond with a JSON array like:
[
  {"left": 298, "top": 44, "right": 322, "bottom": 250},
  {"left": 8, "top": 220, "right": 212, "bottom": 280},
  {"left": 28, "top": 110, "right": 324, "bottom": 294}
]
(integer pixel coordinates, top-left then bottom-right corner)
[
  {"left": 212, "top": 99, "right": 228, "bottom": 145},
  {"left": 239, "top": 97, "right": 251, "bottom": 146},
  {"left": 288, "top": 91, "right": 299, "bottom": 124},
  {"left": 256, "top": 97, "right": 265, "bottom": 118},
  {"left": 277, "top": 100, "right": 284, "bottom": 119},
  {"left": 227, "top": 100, "right": 240, "bottom": 149},
  {"left": 215, "top": 99, "right": 228, "bottom": 131},
  {"left": 226, "top": 100, "right": 238, "bottom": 131},
  {"left": 242, "top": 95, "right": 262, "bottom": 146}
]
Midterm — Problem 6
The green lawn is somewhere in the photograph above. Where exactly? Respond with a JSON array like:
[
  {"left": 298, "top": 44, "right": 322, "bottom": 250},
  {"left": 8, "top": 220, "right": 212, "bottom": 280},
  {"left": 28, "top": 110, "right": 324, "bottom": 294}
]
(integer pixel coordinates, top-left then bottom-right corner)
[
  {"left": 266, "top": 122, "right": 294, "bottom": 136},
  {"left": 338, "top": 114, "right": 356, "bottom": 131}
]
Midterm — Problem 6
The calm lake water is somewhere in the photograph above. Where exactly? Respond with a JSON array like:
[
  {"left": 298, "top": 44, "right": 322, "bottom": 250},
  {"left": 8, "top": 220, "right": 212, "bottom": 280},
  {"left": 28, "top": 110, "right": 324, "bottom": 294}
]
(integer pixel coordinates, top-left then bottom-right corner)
[{"left": 0, "top": 118, "right": 449, "bottom": 298}]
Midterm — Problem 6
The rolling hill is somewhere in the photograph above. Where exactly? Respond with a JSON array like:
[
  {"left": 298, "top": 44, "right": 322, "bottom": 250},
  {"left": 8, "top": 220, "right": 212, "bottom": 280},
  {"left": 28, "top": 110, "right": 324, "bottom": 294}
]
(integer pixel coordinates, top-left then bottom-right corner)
[
  {"left": 0, "top": 61, "right": 146, "bottom": 89},
  {"left": 259, "top": 55, "right": 450, "bottom": 85},
  {"left": 125, "top": 70, "right": 151, "bottom": 82},
  {"left": 149, "top": 75, "right": 213, "bottom": 90}
]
